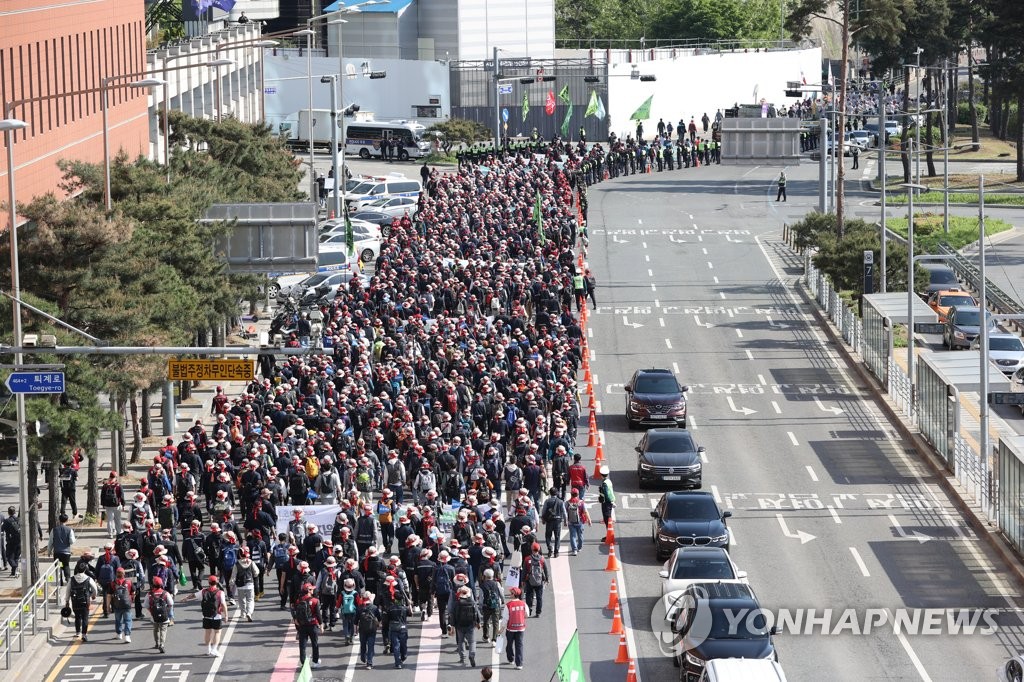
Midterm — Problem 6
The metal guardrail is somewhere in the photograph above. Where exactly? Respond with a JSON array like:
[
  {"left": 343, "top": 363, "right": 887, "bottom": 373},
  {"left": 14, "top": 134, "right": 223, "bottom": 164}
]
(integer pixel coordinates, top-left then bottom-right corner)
[
  {"left": 937, "top": 243, "right": 1024, "bottom": 333},
  {"left": 0, "top": 561, "right": 62, "bottom": 670}
]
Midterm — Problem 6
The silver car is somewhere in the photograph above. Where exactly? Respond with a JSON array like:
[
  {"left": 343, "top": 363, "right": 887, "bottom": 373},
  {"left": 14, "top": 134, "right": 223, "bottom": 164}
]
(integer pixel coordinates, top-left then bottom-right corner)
[{"left": 972, "top": 332, "right": 1024, "bottom": 375}]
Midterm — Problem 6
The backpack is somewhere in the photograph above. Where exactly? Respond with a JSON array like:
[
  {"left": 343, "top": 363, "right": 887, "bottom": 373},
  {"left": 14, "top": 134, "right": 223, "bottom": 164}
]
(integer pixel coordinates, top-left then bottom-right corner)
[
  {"left": 445, "top": 474, "right": 461, "bottom": 498},
  {"left": 340, "top": 591, "right": 357, "bottom": 615},
  {"left": 273, "top": 544, "right": 290, "bottom": 570},
  {"left": 317, "top": 471, "right": 336, "bottom": 496},
  {"left": 388, "top": 603, "right": 407, "bottom": 631},
  {"left": 417, "top": 470, "right": 435, "bottom": 492},
  {"left": 355, "top": 469, "right": 371, "bottom": 492},
  {"left": 201, "top": 588, "right": 220, "bottom": 618},
  {"left": 289, "top": 473, "right": 307, "bottom": 498},
  {"left": 454, "top": 597, "right": 477, "bottom": 627},
  {"left": 526, "top": 556, "right": 545, "bottom": 587},
  {"left": 221, "top": 544, "right": 238, "bottom": 570},
  {"left": 70, "top": 579, "right": 91, "bottom": 609},
  {"left": 506, "top": 468, "right": 523, "bottom": 491},
  {"left": 483, "top": 583, "right": 501, "bottom": 611},
  {"left": 567, "top": 502, "right": 581, "bottom": 525},
  {"left": 100, "top": 483, "right": 118, "bottom": 508},
  {"left": 294, "top": 597, "right": 315, "bottom": 626},
  {"left": 112, "top": 582, "right": 132, "bottom": 610},
  {"left": 358, "top": 607, "right": 378, "bottom": 633},
  {"left": 320, "top": 570, "right": 338, "bottom": 598},
  {"left": 150, "top": 590, "right": 169, "bottom": 623},
  {"left": 97, "top": 559, "right": 115, "bottom": 584},
  {"left": 158, "top": 506, "right": 175, "bottom": 530},
  {"left": 433, "top": 565, "right": 453, "bottom": 596},
  {"left": 248, "top": 542, "right": 264, "bottom": 566}
]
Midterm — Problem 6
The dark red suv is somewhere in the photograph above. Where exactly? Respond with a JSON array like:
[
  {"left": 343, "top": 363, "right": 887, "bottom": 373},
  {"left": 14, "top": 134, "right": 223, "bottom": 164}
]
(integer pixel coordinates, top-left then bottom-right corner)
[{"left": 625, "top": 368, "right": 689, "bottom": 430}]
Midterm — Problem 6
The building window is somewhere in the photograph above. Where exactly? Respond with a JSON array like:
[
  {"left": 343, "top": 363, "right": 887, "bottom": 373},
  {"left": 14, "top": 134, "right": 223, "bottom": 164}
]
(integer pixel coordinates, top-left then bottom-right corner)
[{"left": 414, "top": 106, "right": 440, "bottom": 118}]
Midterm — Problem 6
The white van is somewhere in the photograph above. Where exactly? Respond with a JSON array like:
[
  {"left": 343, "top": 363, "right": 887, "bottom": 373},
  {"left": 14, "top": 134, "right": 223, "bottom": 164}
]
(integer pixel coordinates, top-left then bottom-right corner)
[
  {"left": 699, "top": 658, "right": 787, "bottom": 682},
  {"left": 341, "top": 175, "right": 422, "bottom": 211}
]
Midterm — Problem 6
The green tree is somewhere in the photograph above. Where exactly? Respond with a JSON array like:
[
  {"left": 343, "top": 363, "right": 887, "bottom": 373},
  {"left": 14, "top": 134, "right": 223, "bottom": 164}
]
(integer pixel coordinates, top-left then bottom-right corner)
[
  {"left": 986, "top": 0, "right": 1024, "bottom": 180},
  {"left": 425, "top": 118, "right": 494, "bottom": 151}
]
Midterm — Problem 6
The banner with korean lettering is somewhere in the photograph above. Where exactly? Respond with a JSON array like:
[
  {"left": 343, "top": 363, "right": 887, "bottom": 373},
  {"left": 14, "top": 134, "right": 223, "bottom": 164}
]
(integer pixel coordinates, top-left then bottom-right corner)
[{"left": 276, "top": 505, "right": 342, "bottom": 537}]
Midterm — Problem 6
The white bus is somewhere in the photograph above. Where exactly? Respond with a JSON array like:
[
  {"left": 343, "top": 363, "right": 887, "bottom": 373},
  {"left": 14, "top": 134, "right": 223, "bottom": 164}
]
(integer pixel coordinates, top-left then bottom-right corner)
[{"left": 345, "top": 120, "right": 432, "bottom": 160}]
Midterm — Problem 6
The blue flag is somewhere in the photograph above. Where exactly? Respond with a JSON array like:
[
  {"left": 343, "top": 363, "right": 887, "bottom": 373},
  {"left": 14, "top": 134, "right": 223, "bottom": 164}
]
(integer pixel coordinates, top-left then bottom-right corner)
[{"left": 192, "top": 0, "right": 236, "bottom": 12}]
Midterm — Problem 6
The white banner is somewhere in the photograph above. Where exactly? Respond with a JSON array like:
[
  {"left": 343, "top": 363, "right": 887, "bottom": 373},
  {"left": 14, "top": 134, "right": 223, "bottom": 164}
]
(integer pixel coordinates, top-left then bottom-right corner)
[{"left": 276, "top": 504, "right": 342, "bottom": 538}]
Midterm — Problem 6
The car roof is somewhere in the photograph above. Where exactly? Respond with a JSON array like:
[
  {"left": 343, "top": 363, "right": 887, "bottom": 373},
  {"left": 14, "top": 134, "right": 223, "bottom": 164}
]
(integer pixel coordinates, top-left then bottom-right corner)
[
  {"left": 950, "top": 305, "right": 981, "bottom": 314},
  {"left": 987, "top": 332, "right": 1019, "bottom": 340},
  {"left": 933, "top": 288, "right": 965, "bottom": 297}
]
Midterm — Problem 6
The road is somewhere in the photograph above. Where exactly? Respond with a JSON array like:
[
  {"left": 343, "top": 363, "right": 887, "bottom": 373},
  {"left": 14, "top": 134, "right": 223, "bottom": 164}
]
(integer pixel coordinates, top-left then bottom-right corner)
[{"left": 584, "top": 159, "right": 1024, "bottom": 681}]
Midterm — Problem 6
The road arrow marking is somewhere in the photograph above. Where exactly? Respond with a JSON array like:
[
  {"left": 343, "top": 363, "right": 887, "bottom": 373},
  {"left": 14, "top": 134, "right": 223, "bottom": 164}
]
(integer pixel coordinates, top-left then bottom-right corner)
[
  {"left": 776, "top": 514, "right": 816, "bottom": 544},
  {"left": 694, "top": 315, "right": 714, "bottom": 328},
  {"left": 669, "top": 234, "right": 687, "bottom": 243},
  {"left": 888, "top": 514, "right": 932, "bottom": 543},
  {"left": 813, "top": 397, "right": 844, "bottom": 415},
  {"left": 622, "top": 315, "right": 644, "bottom": 329},
  {"left": 726, "top": 397, "right": 757, "bottom": 416},
  {"left": 725, "top": 234, "right": 743, "bottom": 243},
  {"left": 766, "top": 315, "right": 784, "bottom": 328},
  {"left": 612, "top": 235, "right": 630, "bottom": 244}
]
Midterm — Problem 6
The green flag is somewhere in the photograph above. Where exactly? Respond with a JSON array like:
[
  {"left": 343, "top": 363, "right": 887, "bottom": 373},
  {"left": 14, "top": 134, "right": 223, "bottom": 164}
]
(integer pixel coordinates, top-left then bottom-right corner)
[
  {"left": 552, "top": 630, "right": 585, "bottom": 682},
  {"left": 558, "top": 84, "right": 571, "bottom": 104},
  {"left": 630, "top": 94, "right": 653, "bottom": 121},
  {"left": 533, "top": 191, "right": 545, "bottom": 246},
  {"left": 585, "top": 90, "right": 599, "bottom": 118},
  {"left": 344, "top": 204, "right": 354, "bottom": 257},
  {"left": 296, "top": 656, "right": 312, "bottom": 682},
  {"left": 522, "top": 91, "right": 530, "bottom": 122},
  {"left": 561, "top": 103, "right": 574, "bottom": 138}
]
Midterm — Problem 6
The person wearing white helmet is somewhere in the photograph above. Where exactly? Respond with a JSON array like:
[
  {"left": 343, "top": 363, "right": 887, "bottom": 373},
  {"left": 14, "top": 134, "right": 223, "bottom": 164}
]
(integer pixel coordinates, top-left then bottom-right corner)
[
  {"left": 597, "top": 465, "right": 615, "bottom": 541},
  {"left": 432, "top": 550, "right": 456, "bottom": 635},
  {"left": 451, "top": 584, "right": 481, "bottom": 667}
]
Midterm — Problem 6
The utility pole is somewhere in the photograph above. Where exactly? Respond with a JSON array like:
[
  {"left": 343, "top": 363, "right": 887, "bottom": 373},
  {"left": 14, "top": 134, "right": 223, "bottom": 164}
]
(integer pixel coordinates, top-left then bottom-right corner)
[
  {"left": 835, "top": 0, "right": 851, "bottom": 236},
  {"left": 879, "top": 86, "right": 887, "bottom": 293},
  {"left": 493, "top": 46, "right": 502, "bottom": 151}
]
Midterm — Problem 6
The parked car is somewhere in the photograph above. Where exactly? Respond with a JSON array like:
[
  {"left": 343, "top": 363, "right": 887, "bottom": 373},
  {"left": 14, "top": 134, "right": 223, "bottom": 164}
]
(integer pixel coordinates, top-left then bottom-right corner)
[
  {"left": 943, "top": 305, "right": 995, "bottom": 350},
  {"left": 350, "top": 211, "right": 397, "bottom": 229},
  {"left": 669, "top": 581, "right": 778, "bottom": 679},
  {"left": 650, "top": 491, "right": 731, "bottom": 560},
  {"left": 919, "top": 263, "right": 959, "bottom": 297},
  {"left": 362, "top": 195, "right": 418, "bottom": 217},
  {"left": 625, "top": 368, "right": 690, "bottom": 429},
  {"left": 319, "top": 233, "right": 381, "bottom": 263},
  {"left": 926, "top": 288, "right": 976, "bottom": 323},
  {"left": 636, "top": 428, "right": 704, "bottom": 489},
  {"left": 848, "top": 129, "right": 873, "bottom": 149},
  {"left": 659, "top": 546, "right": 747, "bottom": 598},
  {"left": 971, "top": 332, "right": 1024, "bottom": 375}
]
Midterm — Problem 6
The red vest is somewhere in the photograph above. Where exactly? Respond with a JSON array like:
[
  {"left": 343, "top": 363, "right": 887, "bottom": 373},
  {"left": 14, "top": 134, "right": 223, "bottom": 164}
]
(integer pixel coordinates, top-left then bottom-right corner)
[{"left": 506, "top": 599, "right": 527, "bottom": 632}]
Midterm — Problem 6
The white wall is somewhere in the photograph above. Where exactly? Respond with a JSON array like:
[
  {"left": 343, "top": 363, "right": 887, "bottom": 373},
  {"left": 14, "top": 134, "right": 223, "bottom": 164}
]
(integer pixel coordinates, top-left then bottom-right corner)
[
  {"left": 263, "top": 54, "right": 450, "bottom": 136},
  {"left": 607, "top": 48, "right": 822, "bottom": 139}
]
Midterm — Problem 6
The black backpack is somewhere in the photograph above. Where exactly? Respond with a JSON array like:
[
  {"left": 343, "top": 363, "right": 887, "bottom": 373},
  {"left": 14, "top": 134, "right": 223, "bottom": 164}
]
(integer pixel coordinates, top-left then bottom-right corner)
[
  {"left": 150, "top": 590, "right": 169, "bottom": 623},
  {"left": 358, "top": 606, "right": 379, "bottom": 633},
  {"left": 289, "top": 473, "right": 307, "bottom": 498},
  {"left": 433, "top": 564, "right": 453, "bottom": 596},
  {"left": 454, "top": 597, "right": 476, "bottom": 627},
  {"left": 294, "top": 597, "right": 315, "bottom": 626},
  {"left": 70, "top": 579, "right": 90, "bottom": 609},
  {"left": 100, "top": 483, "right": 118, "bottom": 507},
  {"left": 112, "top": 582, "right": 132, "bottom": 610},
  {"left": 201, "top": 587, "right": 220, "bottom": 618}
]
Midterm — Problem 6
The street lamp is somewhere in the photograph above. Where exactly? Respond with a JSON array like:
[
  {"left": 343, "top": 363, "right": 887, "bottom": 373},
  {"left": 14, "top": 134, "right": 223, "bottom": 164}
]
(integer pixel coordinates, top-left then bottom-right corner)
[
  {"left": 1, "top": 117, "right": 32, "bottom": 591},
  {"left": 321, "top": 75, "right": 342, "bottom": 218},
  {"left": 292, "top": 29, "right": 317, "bottom": 200},
  {"left": 902, "top": 180, "right": 928, "bottom": 414}
]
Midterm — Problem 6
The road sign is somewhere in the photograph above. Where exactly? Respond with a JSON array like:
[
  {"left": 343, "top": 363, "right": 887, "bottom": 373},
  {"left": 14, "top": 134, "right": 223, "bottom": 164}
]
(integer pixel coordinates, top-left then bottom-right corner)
[
  {"left": 167, "top": 359, "right": 254, "bottom": 382},
  {"left": 498, "top": 85, "right": 513, "bottom": 95},
  {"left": 5, "top": 372, "right": 65, "bottom": 394},
  {"left": 988, "top": 392, "right": 1024, "bottom": 406},
  {"left": 502, "top": 107, "right": 510, "bottom": 122}
]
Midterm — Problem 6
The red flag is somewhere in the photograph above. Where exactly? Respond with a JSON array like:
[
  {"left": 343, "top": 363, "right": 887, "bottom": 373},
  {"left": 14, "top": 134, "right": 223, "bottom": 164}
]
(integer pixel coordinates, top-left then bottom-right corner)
[{"left": 545, "top": 90, "right": 556, "bottom": 115}]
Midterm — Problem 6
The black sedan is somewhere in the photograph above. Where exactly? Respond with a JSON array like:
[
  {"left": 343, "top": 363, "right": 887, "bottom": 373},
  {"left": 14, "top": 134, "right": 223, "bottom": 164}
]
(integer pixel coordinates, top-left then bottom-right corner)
[
  {"left": 636, "top": 429, "right": 704, "bottom": 489},
  {"left": 651, "top": 491, "right": 731, "bottom": 560}
]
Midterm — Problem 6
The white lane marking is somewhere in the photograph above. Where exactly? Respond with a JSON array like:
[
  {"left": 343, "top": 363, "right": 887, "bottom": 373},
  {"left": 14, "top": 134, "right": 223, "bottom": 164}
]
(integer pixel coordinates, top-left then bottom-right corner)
[
  {"left": 772, "top": 401, "right": 782, "bottom": 414},
  {"left": 887, "top": 608, "right": 934, "bottom": 682},
  {"left": 757, "top": 374, "right": 767, "bottom": 385},
  {"left": 745, "top": 350, "right": 754, "bottom": 360},
  {"left": 698, "top": 235, "right": 703, "bottom": 242},
  {"left": 651, "top": 283, "right": 657, "bottom": 292},
  {"left": 595, "top": 400, "right": 603, "bottom": 412},
  {"left": 642, "top": 241, "right": 648, "bottom": 249},
  {"left": 729, "top": 527, "right": 738, "bottom": 546},
  {"left": 665, "top": 338, "right": 673, "bottom": 349},
  {"left": 659, "top": 318, "right": 666, "bottom": 327},
  {"left": 713, "top": 276, "right": 719, "bottom": 284},
  {"left": 711, "top": 485, "right": 721, "bottom": 503},
  {"left": 700, "top": 451, "right": 709, "bottom": 464},
  {"left": 588, "top": 327, "right": 593, "bottom": 338},
  {"left": 688, "top": 214, "right": 693, "bottom": 219},
  {"left": 719, "top": 291, "right": 726, "bottom": 299},
  {"left": 702, "top": 247, "right": 708, "bottom": 255},
  {"left": 707, "top": 261, "right": 714, "bottom": 270},
  {"left": 692, "top": 223, "right": 699, "bottom": 229},
  {"left": 828, "top": 506, "right": 843, "bottom": 524},
  {"left": 736, "top": 329, "right": 744, "bottom": 338},
  {"left": 645, "top": 254, "right": 650, "bottom": 262},
  {"left": 787, "top": 431, "right": 799, "bottom": 446},
  {"left": 654, "top": 299, "right": 660, "bottom": 307},
  {"left": 688, "top": 416, "right": 697, "bottom": 430},
  {"left": 672, "top": 362, "right": 680, "bottom": 374},
  {"left": 204, "top": 605, "right": 243, "bottom": 681},
  {"left": 805, "top": 465, "right": 819, "bottom": 482},
  {"left": 590, "top": 349, "right": 596, "bottom": 361},
  {"left": 592, "top": 373, "right": 599, "bottom": 385},
  {"left": 648, "top": 268, "right": 654, "bottom": 277},
  {"left": 850, "top": 548, "right": 871, "bottom": 577}
]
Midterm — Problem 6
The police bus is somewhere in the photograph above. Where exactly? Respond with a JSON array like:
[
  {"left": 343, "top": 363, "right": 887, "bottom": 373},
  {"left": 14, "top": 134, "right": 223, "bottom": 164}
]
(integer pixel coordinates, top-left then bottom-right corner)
[{"left": 345, "top": 120, "right": 432, "bottom": 160}]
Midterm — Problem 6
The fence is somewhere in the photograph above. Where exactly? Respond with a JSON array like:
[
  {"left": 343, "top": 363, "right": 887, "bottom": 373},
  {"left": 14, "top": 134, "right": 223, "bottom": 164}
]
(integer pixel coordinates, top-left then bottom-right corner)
[
  {"left": 938, "top": 243, "right": 1024, "bottom": 335},
  {"left": 0, "top": 561, "right": 62, "bottom": 670},
  {"left": 956, "top": 432, "right": 994, "bottom": 520}
]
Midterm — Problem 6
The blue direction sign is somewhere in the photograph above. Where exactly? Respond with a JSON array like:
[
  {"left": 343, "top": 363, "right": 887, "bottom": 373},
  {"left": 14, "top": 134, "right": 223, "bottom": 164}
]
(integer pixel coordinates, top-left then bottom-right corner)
[
  {"left": 6, "top": 371, "right": 65, "bottom": 394},
  {"left": 502, "top": 108, "right": 509, "bottom": 122},
  {"left": 498, "top": 84, "right": 513, "bottom": 95}
]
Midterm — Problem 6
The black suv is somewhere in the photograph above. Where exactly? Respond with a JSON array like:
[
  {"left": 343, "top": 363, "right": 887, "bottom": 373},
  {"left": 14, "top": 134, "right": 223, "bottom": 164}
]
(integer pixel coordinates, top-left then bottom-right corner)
[
  {"left": 651, "top": 491, "right": 731, "bottom": 560},
  {"left": 636, "top": 429, "right": 704, "bottom": 489},
  {"left": 669, "top": 582, "right": 778, "bottom": 679},
  {"left": 625, "top": 368, "right": 689, "bottom": 429}
]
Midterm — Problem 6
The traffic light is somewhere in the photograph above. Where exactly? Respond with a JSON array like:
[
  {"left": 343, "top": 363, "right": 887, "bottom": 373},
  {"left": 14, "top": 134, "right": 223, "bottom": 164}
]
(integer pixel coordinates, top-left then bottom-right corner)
[
  {"left": 368, "top": 71, "right": 387, "bottom": 79},
  {"left": 639, "top": 75, "right": 656, "bottom": 82}
]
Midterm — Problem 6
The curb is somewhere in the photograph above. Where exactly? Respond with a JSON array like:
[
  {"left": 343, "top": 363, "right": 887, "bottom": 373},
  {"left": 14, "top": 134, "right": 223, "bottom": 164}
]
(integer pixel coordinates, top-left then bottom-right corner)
[{"left": 797, "top": 280, "right": 1024, "bottom": 593}]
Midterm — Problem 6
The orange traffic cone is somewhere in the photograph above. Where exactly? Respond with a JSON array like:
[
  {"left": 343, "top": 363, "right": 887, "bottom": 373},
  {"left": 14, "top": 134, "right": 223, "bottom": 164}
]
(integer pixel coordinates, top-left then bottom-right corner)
[
  {"left": 593, "top": 440, "right": 606, "bottom": 478},
  {"left": 609, "top": 603, "right": 625, "bottom": 634},
  {"left": 605, "top": 518, "right": 616, "bottom": 545},
  {"left": 615, "top": 633, "right": 630, "bottom": 663},
  {"left": 586, "top": 381, "right": 594, "bottom": 401},
  {"left": 587, "top": 427, "right": 597, "bottom": 448},
  {"left": 589, "top": 409, "right": 598, "bottom": 432},
  {"left": 605, "top": 542, "right": 620, "bottom": 572},
  {"left": 607, "top": 578, "right": 619, "bottom": 610},
  {"left": 584, "top": 364, "right": 592, "bottom": 384},
  {"left": 328, "top": 210, "right": 335, "bottom": 219},
  {"left": 626, "top": 658, "right": 638, "bottom": 680}
]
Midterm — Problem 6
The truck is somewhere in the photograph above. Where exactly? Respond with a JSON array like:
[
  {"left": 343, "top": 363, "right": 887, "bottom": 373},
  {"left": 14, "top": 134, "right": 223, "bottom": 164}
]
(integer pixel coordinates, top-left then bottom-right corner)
[{"left": 285, "top": 109, "right": 343, "bottom": 151}]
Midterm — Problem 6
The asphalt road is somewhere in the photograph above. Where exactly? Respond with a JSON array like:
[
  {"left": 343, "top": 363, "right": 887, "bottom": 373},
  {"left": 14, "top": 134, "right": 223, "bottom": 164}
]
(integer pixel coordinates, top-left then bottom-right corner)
[{"left": 584, "top": 159, "right": 1024, "bottom": 681}]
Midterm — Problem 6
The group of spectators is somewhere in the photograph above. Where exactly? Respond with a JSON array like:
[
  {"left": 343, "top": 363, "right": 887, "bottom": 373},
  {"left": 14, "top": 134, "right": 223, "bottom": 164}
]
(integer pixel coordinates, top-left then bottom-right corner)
[{"left": 55, "top": 145, "right": 609, "bottom": 673}]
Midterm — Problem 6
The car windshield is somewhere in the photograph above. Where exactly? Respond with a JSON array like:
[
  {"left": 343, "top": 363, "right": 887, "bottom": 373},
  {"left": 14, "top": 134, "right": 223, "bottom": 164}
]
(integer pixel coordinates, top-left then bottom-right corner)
[
  {"left": 929, "top": 269, "right": 958, "bottom": 285},
  {"left": 956, "top": 310, "right": 983, "bottom": 326},
  {"left": 665, "top": 496, "right": 719, "bottom": 519},
  {"left": 634, "top": 375, "right": 678, "bottom": 394},
  {"left": 939, "top": 295, "right": 973, "bottom": 308},
  {"left": 991, "top": 337, "right": 1024, "bottom": 352},
  {"left": 671, "top": 556, "right": 734, "bottom": 580},
  {"left": 707, "top": 608, "right": 770, "bottom": 638},
  {"left": 647, "top": 433, "right": 696, "bottom": 453},
  {"left": 351, "top": 181, "right": 376, "bottom": 194},
  {"left": 301, "top": 274, "right": 329, "bottom": 287}
]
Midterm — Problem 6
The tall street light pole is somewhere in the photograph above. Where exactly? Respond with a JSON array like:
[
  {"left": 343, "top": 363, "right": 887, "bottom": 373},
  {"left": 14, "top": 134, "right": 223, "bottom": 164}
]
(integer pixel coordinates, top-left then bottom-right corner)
[
  {"left": 1, "top": 117, "right": 31, "bottom": 591},
  {"left": 291, "top": 29, "right": 317, "bottom": 201},
  {"left": 321, "top": 75, "right": 342, "bottom": 219}
]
